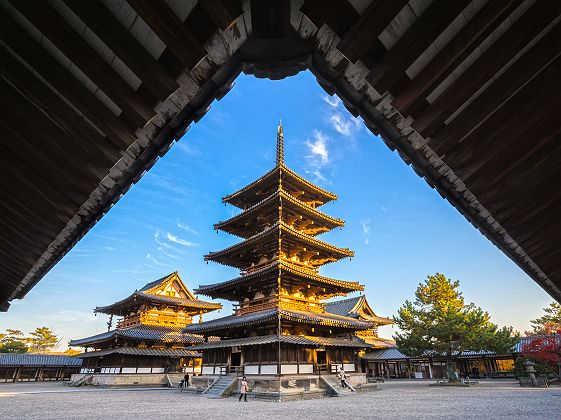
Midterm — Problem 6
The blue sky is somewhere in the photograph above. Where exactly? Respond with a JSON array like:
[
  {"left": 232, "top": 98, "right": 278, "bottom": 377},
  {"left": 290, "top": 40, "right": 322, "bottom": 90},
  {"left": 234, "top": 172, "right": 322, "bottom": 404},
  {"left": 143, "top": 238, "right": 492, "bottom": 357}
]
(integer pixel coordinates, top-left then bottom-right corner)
[{"left": 0, "top": 71, "right": 552, "bottom": 347}]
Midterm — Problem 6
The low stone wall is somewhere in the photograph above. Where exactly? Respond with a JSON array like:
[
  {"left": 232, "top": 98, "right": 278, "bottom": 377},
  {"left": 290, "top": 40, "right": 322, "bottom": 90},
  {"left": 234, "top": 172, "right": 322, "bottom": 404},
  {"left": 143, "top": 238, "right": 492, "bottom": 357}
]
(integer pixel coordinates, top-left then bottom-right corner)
[{"left": 69, "top": 373, "right": 176, "bottom": 387}]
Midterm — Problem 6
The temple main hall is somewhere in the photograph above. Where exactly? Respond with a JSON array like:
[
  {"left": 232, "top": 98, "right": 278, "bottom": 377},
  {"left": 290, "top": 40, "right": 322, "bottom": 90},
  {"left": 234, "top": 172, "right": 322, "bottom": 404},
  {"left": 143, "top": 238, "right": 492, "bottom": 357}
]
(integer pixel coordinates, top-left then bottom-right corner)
[
  {"left": 185, "top": 124, "right": 391, "bottom": 399},
  {"left": 69, "top": 272, "right": 220, "bottom": 386}
]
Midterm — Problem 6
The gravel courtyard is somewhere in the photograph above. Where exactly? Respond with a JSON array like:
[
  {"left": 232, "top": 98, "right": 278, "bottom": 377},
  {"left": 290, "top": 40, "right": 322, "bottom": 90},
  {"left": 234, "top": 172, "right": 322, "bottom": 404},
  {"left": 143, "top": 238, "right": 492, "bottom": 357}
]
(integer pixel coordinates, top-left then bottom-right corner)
[{"left": 1, "top": 380, "right": 559, "bottom": 419}]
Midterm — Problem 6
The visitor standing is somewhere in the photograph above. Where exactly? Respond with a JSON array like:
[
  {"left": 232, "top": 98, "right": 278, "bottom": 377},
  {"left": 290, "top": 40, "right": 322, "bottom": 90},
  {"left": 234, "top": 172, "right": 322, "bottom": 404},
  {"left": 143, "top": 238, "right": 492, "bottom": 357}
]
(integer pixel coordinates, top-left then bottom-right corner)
[
  {"left": 239, "top": 376, "right": 249, "bottom": 402},
  {"left": 184, "top": 373, "right": 190, "bottom": 389}
]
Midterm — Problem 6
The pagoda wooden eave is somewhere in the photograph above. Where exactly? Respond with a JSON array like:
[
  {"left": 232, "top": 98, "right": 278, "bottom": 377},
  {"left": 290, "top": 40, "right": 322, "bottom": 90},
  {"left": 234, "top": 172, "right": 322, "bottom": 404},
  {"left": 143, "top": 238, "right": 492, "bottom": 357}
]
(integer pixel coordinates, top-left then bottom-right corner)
[
  {"left": 94, "top": 291, "right": 222, "bottom": 316},
  {"left": 183, "top": 307, "right": 374, "bottom": 335},
  {"left": 222, "top": 164, "right": 338, "bottom": 209},
  {"left": 204, "top": 221, "right": 354, "bottom": 269},
  {"left": 69, "top": 324, "right": 203, "bottom": 348},
  {"left": 190, "top": 334, "right": 369, "bottom": 350},
  {"left": 195, "top": 260, "right": 364, "bottom": 299},
  {"left": 325, "top": 295, "right": 394, "bottom": 326},
  {"left": 215, "top": 188, "right": 344, "bottom": 238}
]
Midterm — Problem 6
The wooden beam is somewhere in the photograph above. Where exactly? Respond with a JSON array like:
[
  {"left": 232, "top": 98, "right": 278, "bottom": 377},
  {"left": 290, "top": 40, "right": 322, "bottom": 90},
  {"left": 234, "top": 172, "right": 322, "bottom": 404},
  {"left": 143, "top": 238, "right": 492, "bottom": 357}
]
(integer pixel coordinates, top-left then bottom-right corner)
[
  {"left": 337, "top": 0, "right": 407, "bottom": 63},
  {"left": 429, "top": 20, "right": 561, "bottom": 154},
  {"left": 412, "top": 0, "right": 561, "bottom": 136},
  {"left": 300, "top": 0, "right": 359, "bottom": 38},
  {"left": 0, "top": 78, "right": 110, "bottom": 183},
  {"left": 442, "top": 56, "right": 561, "bottom": 192},
  {"left": 250, "top": 0, "right": 291, "bottom": 39},
  {"left": 460, "top": 111, "right": 561, "bottom": 216},
  {"left": 0, "top": 146, "right": 83, "bottom": 216},
  {"left": 199, "top": 0, "right": 243, "bottom": 31},
  {"left": 127, "top": 0, "right": 206, "bottom": 69},
  {"left": 9, "top": 0, "right": 155, "bottom": 128},
  {"left": 391, "top": 0, "right": 518, "bottom": 114},
  {"left": 366, "top": 0, "right": 470, "bottom": 94},
  {"left": 486, "top": 118, "right": 561, "bottom": 187},
  {"left": 63, "top": 0, "right": 179, "bottom": 101},
  {"left": 0, "top": 47, "right": 121, "bottom": 164},
  {"left": 0, "top": 118, "right": 93, "bottom": 200},
  {"left": 0, "top": 9, "right": 135, "bottom": 150}
]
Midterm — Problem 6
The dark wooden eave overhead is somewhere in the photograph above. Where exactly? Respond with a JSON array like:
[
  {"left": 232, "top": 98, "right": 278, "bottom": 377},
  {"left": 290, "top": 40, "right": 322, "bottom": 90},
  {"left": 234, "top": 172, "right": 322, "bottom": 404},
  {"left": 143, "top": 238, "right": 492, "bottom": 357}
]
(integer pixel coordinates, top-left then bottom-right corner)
[{"left": 1, "top": 0, "right": 560, "bottom": 311}]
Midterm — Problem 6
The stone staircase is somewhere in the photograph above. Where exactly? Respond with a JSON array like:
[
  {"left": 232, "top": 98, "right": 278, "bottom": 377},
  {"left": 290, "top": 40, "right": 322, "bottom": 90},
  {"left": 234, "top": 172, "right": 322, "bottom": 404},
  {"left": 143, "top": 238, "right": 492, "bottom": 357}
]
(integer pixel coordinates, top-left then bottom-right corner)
[
  {"left": 66, "top": 374, "right": 92, "bottom": 387},
  {"left": 321, "top": 375, "right": 356, "bottom": 397},
  {"left": 201, "top": 376, "right": 237, "bottom": 398}
]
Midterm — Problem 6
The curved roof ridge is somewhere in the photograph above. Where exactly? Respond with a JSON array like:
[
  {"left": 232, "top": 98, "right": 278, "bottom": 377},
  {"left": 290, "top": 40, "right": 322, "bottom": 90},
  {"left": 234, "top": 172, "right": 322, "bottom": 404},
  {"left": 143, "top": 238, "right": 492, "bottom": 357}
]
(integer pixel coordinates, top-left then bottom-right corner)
[
  {"left": 215, "top": 188, "right": 344, "bottom": 232},
  {"left": 195, "top": 259, "right": 363, "bottom": 295},
  {"left": 205, "top": 221, "right": 353, "bottom": 263}
]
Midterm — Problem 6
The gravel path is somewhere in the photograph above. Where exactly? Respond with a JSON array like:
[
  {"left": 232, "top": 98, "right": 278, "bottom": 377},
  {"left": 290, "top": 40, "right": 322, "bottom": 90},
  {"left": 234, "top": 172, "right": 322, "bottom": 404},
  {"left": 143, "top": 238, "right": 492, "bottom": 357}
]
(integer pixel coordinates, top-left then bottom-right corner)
[{"left": 1, "top": 380, "right": 559, "bottom": 419}]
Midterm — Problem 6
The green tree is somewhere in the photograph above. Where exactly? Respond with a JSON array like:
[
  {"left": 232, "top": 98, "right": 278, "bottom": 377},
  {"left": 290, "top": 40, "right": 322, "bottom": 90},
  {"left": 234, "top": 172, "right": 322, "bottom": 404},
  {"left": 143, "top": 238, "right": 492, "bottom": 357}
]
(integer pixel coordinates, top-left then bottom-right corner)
[
  {"left": 0, "top": 329, "right": 28, "bottom": 353},
  {"left": 28, "top": 327, "right": 59, "bottom": 353},
  {"left": 527, "top": 303, "right": 561, "bottom": 335},
  {"left": 394, "top": 273, "right": 520, "bottom": 381}
]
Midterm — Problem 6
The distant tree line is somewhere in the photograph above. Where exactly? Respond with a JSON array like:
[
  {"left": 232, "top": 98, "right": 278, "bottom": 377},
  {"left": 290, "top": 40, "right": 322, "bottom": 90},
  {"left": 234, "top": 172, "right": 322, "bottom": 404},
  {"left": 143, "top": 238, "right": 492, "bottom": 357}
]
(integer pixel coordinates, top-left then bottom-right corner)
[{"left": 0, "top": 327, "right": 59, "bottom": 354}]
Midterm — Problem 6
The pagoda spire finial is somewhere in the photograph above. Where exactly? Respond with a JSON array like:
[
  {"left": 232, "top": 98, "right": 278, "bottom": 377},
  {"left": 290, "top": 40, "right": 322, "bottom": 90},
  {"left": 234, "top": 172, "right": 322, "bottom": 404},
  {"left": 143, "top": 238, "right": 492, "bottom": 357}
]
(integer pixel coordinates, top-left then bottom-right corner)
[{"left": 276, "top": 120, "right": 284, "bottom": 166}]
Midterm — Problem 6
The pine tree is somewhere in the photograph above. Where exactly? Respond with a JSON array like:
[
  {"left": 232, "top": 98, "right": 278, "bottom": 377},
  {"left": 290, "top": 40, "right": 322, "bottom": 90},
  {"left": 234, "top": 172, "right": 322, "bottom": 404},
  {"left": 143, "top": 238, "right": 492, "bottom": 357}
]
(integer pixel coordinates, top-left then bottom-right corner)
[
  {"left": 527, "top": 303, "right": 561, "bottom": 335},
  {"left": 28, "top": 327, "right": 59, "bottom": 353},
  {"left": 394, "top": 273, "right": 519, "bottom": 381}
]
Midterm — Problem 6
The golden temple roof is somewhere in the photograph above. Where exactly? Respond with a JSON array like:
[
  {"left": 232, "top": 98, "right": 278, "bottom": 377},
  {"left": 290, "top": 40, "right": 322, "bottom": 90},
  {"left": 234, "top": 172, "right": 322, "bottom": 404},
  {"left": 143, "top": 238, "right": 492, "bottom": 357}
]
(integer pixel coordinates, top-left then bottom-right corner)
[
  {"left": 196, "top": 259, "right": 363, "bottom": 298},
  {"left": 222, "top": 164, "right": 338, "bottom": 209},
  {"left": 184, "top": 307, "right": 373, "bottom": 334},
  {"left": 215, "top": 188, "right": 344, "bottom": 238},
  {"left": 204, "top": 221, "right": 354, "bottom": 270},
  {"left": 94, "top": 272, "right": 221, "bottom": 316}
]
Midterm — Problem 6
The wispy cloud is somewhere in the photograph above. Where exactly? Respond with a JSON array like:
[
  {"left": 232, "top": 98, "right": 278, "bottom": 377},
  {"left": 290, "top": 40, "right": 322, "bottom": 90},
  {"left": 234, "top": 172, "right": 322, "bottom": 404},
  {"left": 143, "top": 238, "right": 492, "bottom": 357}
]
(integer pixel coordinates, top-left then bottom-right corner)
[
  {"left": 154, "top": 230, "right": 173, "bottom": 249},
  {"left": 329, "top": 113, "right": 362, "bottom": 137},
  {"left": 174, "top": 141, "right": 200, "bottom": 156},
  {"left": 322, "top": 95, "right": 362, "bottom": 138},
  {"left": 322, "top": 95, "right": 341, "bottom": 108},
  {"left": 146, "top": 253, "right": 172, "bottom": 267},
  {"left": 305, "top": 130, "right": 330, "bottom": 182},
  {"left": 166, "top": 232, "right": 198, "bottom": 248},
  {"left": 177, "top": 220, "right": 197, "bottom": 234},
  {"left": 361, "top": 219, "right": 371, "bottom": 245},
  {"left": 157, "top": 247, "right": 181, "bottom": 260}
]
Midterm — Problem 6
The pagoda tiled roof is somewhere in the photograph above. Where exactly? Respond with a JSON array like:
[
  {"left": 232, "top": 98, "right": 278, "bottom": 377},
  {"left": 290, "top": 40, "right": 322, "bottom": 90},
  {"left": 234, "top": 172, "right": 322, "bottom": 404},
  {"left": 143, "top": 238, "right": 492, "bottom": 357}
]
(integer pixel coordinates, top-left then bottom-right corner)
[
  {"left": 190, "top": 334, "right": 369, "bottom": 350},
  {"left": 222, "top": 165, "right": 337, "bottom": 209},
  {"left": 215, "top": 189, "right": 344, "bottom": 238},
  {"left": 77, "top": 347, "right": 200, "bottom": 358},
  {"left": 69, "top": 325, "right": 204, "bottom": 347},
  {"left": 325, "top": 296, "right": 394, "bottom": 325},
  {"left": 183, "top": 307, "right": 373, "bottom": 334},
  {"left": 195, "top": 260, "right": 363, "bottom": 297},
  {"left": 205, "top": 221, "right": 353, "bottom": 269},
  {"left": 94, "top": 272, "right": 221, "bottom": 316},
  {"left": 94, "top": 292, "right": 221, "bottom": 315}
]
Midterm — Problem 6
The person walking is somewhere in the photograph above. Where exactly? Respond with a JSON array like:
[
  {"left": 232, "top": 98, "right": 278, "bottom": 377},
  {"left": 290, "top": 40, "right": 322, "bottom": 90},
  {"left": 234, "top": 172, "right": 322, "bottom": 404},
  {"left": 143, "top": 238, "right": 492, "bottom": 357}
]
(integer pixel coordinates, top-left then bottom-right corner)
[
  {"left": 238, "top": 376, "right": 249, "bottom": 402},
  {"left": 339, "top": 367, "right": 347, "bottom": 388}
]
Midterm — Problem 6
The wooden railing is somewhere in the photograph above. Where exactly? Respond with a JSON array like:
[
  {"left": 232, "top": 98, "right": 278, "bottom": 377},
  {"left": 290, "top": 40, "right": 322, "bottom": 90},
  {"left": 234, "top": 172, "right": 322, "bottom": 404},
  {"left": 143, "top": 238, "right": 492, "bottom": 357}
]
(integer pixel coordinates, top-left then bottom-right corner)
[{"left": 234, "top": 296, "right": 325, "bottom": 315}]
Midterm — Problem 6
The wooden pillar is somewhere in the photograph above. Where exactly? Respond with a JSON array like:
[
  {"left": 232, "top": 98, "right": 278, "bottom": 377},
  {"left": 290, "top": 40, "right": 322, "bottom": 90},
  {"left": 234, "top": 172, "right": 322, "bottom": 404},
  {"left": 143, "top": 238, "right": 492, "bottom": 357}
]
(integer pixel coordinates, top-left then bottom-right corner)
[
  {"left": 385, "top": 361, "right": 390, "bottom": 379},
  {"left": 407, "top": 360, "right": 412, "bottom": 379}
]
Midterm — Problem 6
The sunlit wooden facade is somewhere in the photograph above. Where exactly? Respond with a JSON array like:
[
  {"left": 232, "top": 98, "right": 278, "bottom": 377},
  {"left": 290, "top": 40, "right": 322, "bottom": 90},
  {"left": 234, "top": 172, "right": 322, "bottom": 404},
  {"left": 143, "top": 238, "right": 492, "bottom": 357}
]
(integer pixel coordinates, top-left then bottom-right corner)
[
  {"left": 187, "top": 124, "right": 373, "bottom": 376},
  {"left": 70, "top": 272, "right": 221, "bottom": 374}
]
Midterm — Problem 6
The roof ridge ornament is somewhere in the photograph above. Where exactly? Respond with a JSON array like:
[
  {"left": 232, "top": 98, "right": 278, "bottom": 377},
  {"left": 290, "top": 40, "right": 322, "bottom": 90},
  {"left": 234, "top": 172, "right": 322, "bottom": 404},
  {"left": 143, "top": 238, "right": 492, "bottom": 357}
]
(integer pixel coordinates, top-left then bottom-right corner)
[{"left": 276, "top": 120, "right": 284, "bottom": 166}]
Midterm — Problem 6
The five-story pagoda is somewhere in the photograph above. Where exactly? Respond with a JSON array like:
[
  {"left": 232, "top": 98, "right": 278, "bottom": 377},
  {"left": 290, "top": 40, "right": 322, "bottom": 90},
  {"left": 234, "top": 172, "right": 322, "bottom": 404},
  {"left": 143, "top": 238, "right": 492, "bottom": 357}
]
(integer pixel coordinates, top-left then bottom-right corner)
[{"left": 186, "top": 124, "right": 373, "bottom": 393}]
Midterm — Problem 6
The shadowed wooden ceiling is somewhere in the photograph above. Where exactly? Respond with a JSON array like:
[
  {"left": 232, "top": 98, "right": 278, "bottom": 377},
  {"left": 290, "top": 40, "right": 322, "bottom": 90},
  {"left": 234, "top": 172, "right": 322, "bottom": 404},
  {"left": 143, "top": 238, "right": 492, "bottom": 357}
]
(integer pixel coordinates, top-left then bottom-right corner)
[{"left": 0, "top": 0, "right": 559, "bottom": 311}]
